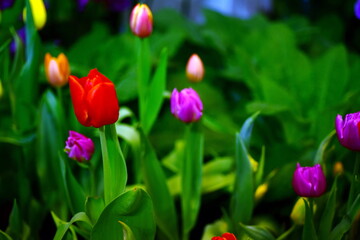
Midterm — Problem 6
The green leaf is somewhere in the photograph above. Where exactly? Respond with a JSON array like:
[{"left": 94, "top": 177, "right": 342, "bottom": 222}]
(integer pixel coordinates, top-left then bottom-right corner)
[
  {"left": 319, "top": 178, "right": 338, "bottom": 239},
  {"left": 143, "top": 48, "right": 168, "bottom": 134},
  {"left": 140, "top": 130, "right": 180, "bottom": 240},
  {"left": 91, "top": 188, "right": 155, "bottom": 240},
  {"left": 99, "top": 124, "right": 127, "bottom": 205},
  {"left": 0, "top": 230, "right": 12, "bottom": 240},
  {"left": 302, "top": 199, "right": 318, "bottom": 240},
  {"left": 330, "top": 194, "right": 360, "bottom": 240},
  {"left": 85, "top": 197, "right": 105, "bottom": 225},
  {"left": 255, "top": 146, "right": 266, "bottom": 187},
  {"left": 231, "top": 133, "right": 254, "bottom": 226},
  {"left": 116, "top": 124, "right": 141, "bottom": 183},
  {"left": 181, "top": 123, "right": 204, "bottom": 238},
  {"left": 60, "top": 157, "right": 86, "bottom": 214},
  {"left": 239, "top": 111, "right": 260, "bottom": 148},
  {"left": 118, "top": 221, "right": 136, "bottom": 240},
  {"left": 314, "top": 130, "right": 336, "bottom": 165},
  {"left": 239, "top": 222, "right": 275, "bottom": 240},
  {"left": 13, "top": 0, "right": 41, "bottom": 133},
  {"left": 6, "top": 200, "right": 22, "bottom": 239},
  {"left": 52, "top": 212, "right": 92, "bottom": 240}
]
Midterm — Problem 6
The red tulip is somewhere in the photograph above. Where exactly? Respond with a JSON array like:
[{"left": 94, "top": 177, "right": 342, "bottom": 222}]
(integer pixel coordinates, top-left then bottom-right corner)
[
  {"left": 69, "top": 69, "right": 119, "bottom": 128},
  {"left": 212, "top": 233, "right": 237, "bottom": 240}
]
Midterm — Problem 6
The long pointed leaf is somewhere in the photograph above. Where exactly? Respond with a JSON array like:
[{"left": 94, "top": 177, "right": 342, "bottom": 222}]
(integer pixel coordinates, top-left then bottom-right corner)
[{"left": 181, "top": 123, "right": 204, "bottom": 238}]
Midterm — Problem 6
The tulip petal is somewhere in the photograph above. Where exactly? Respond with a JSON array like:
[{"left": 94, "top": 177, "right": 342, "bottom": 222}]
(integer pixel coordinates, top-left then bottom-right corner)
[
  {"left": 69, "top": 75, "right": 91, "bottom": 126},
  {"left": 86, "top": 82, "right": 119, "bottom": 128}
]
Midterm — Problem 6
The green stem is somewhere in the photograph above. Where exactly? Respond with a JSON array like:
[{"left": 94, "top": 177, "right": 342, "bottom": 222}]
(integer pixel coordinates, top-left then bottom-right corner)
[
  {"left": 348, "top": 153, "right": 360, "bottom": 211},
  {"left": 99, "top": 126, "right": 111, "bottom": 204}
]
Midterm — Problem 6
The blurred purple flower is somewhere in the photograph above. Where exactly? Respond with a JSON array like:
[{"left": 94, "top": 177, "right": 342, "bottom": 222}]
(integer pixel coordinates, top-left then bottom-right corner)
[
  {"left": 170, "top": 88, "right": 203, "bottom": 123},
  {"left": 0, "top": 0, "right": 14, "bottom": 10},
  {"left": 355, "top": 0, "right": 360, "bottom": 19},
  {"left": 77, "top": 0, "right": 90, "bottom": 11},
  {"left": 10, "top": 27, "right": 26, "bottom": 56},
  {"left": 104, "top": 0, "right": 131, "bottom": 12},
  {"left": 65, "top": 130, "right": 94, "bottom": 162},
  {"left": 292, "top": 163, "right": 326, "bottom": 198},
  {"left": 335, "top": 112, "right": 360, "bottom": 151}
]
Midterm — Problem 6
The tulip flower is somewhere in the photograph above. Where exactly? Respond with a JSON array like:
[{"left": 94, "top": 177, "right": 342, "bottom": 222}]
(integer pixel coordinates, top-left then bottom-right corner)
[
  {"left": 292, "top": 163, "right": 326, "bottom": 198},
  {"left": 65, "top": 131, "right": 94, "bottom": 162},
  {"left": 212, "top": 233, "right": 237, "bottom": 240},
  {"left": 129, "top": 3, "right": 153, "bottom": 38},
  {"left": 23, "top": 0, "right": 47, "bottom": 30},
  {"left": 0, "top": 0, "right": 14, "bottom": 10},
  {"left": 355, "top": 0, "right": 360, "bottom": 19},
  {"left": 335, "top": 112, "right": 360, "bottom": 151},
  {"left": 44, "top": 53, "right": 70, "bottom": 87},
  {"left": 69, "top": 69, "right": 119, "bottom": 128},
  {"left": 170, "top": 88, "right": 203, "bottom": 123},
  {"left": 186, "top": 54, "right": 205, "bottom": 82}
]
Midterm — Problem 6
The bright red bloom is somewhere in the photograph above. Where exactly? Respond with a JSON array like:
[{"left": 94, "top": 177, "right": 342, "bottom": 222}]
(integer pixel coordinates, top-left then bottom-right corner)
[
  {"left": 212, "top": 233, "right": 237, "bottom": 240},
  {"left": 69, "top": 69, "right": 119, "bottom": 128}
]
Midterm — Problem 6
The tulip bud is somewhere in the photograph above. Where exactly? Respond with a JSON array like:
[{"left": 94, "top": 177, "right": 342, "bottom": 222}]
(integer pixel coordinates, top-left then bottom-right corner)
[
  {"left": 335, "top": 112, "right": 360, "bottom": 151},
  {"left": 186, "top": 54, "right": 205, "bottom": 82},
  {"left": 65, "top": 131, "right": 94, "bottom": 162},
  {"left": 292, "top": 163, "right": 326, "bottom": 198},
  {"left": 333, "top": 161, "right": 344, "bottom": 176},
  {"left": 170, "top": 88, "right": 203, "bottom": 123},
  {"left": 44, "top": 53, "right": 70, "bottom": 87},
  {"left": 69, "top": 69, "right": 120, "bottom": 128},
  {"left": 129, "top": 3, "right": 153, "bottom": 38},
  {"left": 212, "top": 233, "right": 237, "bottom": 240},
  {"left": 255, "top": 183, "right": 268, "bottom": 201},
  {"left": 0, "top": 80, "right": 3, "bottom": 99},
  {"left": 290, "top": 197, "right": 317, "bottom": 225},
  {"left": 23, "top": 0, "right": 47, "bottom": 30}
]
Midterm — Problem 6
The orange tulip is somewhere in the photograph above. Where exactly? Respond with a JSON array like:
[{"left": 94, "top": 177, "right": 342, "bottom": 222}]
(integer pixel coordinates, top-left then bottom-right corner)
[{"left": 44, "top": 53, "right": 70, "bottom": 87}]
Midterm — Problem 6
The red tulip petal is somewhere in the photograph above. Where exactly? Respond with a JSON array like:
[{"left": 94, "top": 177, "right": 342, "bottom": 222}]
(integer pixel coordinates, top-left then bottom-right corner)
[
  {"left": 69, "top": 75, "right": 91, "bottom": 127},
  {"left": 86, "top": 82, "right": 119, "bottom": 128},
  {"left": 222, "top": 233, "right": 237, "bottom": 240}
]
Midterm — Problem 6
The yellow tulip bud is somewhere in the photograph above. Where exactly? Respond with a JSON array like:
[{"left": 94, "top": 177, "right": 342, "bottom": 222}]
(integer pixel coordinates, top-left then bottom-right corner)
[
  {"left": 290, "top": 198, "right": 317, "bottom": 225},
  {"left": 254, "top": 183, "right": 268, "bottom": 201},
  {"left": 186, "top": 54, "right": 205, "bottom": 82},
  {"left": 0, "top": 80, "right": 3, "bottom": 99},
  {"left": 23, "top": 0, "right": 47, "bottom": 30},
  {"left": 333, "top": 161, "right": 344, "bottom": 176},
  {"left": 44, "top": 53, "right": 70, "bottom": 87},
  {"left": 248, "top": 154, "right": 258, "bottom": 172}
]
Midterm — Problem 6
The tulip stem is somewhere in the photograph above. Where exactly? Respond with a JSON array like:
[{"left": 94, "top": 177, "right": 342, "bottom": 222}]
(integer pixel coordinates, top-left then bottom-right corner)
[{"left": 348, "top": 153, "right": 360, "bottom": 211}]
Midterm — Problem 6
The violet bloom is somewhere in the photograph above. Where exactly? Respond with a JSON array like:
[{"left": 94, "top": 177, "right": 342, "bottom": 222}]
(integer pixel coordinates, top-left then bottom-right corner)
[
  {"left": 0, "top": 0, "right": 14, "bottom": 10},
  {"left": 65, "top": 130, "right": 94, "bottom": 162},
  {"left": 170, "top": 88, "right": 203, "bottom": 123},
  {"left": 292, "top": 163, "right": 326, "bottom": 198},
  {"left": 335, "top": 112, "right": 360, "bottom": 151},
  {"left": 355, "top": 0, "right": 360, "bottom": 19},
  {"left": 77, "top": 0, "right": 89, "bottom": 11}
]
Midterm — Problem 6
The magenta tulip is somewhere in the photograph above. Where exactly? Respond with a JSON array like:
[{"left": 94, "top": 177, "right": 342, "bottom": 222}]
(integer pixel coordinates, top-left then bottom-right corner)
[
  {"left": 292, "top": 163, "right": 326, "bottom": 198},
  {"left": 170, "top": 88, "right": 203, "bottom": 123},
  {"left": 65, "top": 131, "right": 94, "bottom": 162},
  {"left": 335, "top": 112, "right": 360, "bottom": 151}
]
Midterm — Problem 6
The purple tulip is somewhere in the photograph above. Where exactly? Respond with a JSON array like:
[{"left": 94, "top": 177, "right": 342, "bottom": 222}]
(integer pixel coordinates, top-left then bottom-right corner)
[
  {"left": 77, "top": 0, "right": 90, "bottom": 11},
  {"left": 170, "top": 88, "right": 203, "bottom": 123},
  {"left": 64, "top": 130, "right": 94, "bottom": 162},
  {"left": 0, "top": 0, "right": 14, "bottom": 10},
  {"left": 292, "top": 163, "right": 326, "bottom": 198},
  {"left": 335, "top": 112, "right": 360, "bottom": 151},
  {"left": 355, "top": 0, "right": 360, "bottom": 19}
]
